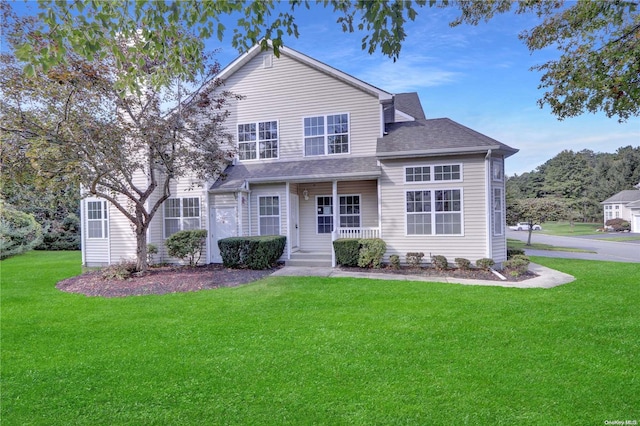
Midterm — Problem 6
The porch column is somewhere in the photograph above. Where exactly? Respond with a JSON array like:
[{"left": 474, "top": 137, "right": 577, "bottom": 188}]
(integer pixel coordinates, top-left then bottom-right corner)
[
  {"left": 285, "top": 182, "right": 291, "bottom": 260},
  {"left": 332, "top": 180, "right": 338, "bottom": 267}
]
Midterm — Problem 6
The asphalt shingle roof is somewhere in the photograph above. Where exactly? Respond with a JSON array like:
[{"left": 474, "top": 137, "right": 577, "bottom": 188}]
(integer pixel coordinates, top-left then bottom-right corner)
[
  {"left": 210, "top": 156, "right": 381, "bottom": 191},
  {"left": 602, "top": 189, "right": 640, "bottom": 203},
  {"left": 378, "top": 117, "right": 518, "bottom": 158},
  {"left": 394, "top": 92, "right": 426, "bottom": 119}
]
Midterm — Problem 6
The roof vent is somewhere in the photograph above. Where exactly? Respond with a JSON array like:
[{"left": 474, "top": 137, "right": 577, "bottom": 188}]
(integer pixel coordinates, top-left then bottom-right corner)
[{"left": 263, "top": 54, "right": 273, "bottom": 69}]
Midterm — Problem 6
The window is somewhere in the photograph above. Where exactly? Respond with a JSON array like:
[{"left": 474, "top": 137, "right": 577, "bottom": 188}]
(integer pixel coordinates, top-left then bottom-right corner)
[
  {"left": 493, "top": 187, "right": 503, "bottom": 235},
  {"left": 259, "top": 196, "right": 280, "bottom": 235},
  {"left": 304, "top": 113, "right": 349, "bottom": 156},
  {"left": 164, "top": 197, "right": 201, "bottom": 238},
  {"left": 339, "top": 195, "right": 361, "bottom": 228},
  {"left": 492, "top": 159, "right": 503, "bottom": 181},
  {"left": 434, "top": 165, "right": 461, "bottom": 181},
  {"left": 86, "top": 200, "right": 108, "bottom": 239},
  {"left": 405, "top": 166, "right": 431, "bottom": 183},
  {"left": 317, "top": 196, "right": 333, "bottom": 234},
  {"left": 406, "top": 189, "right": 462, "bottom": 235},
  {"left": 238, "top": 121, "right": 278, "bottom": 160}
]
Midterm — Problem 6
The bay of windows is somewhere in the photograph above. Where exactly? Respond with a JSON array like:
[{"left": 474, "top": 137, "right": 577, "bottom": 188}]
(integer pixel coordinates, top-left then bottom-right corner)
[
  {"left": 406, "top": 189, "right": 462, "bottom": 235},
  {"left": 164, "top": 197, "right": 200, "bottom": 238},
  {"left": 304, "top": 113, "right": 349, "bottom": 156},
  {"left": 238, "top": 121, "right": 278, "bottom": 160}
]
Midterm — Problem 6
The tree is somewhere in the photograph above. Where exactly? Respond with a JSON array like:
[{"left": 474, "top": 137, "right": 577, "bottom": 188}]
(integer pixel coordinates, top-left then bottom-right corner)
[
  {"left": 452, "top": 0, "right": 640, "bottom": 122},
  {"left": 510, "top": 198, "right": 566, "bottom": 245},
  {"left": 8, "top": 0, "right": 639, "bottom": 121},
  {"left": 1, "top": 14, "right": 237, "bottom": 272},
  {"left": 0, "top": 201, "right": 43, "bottom": 260},
  {"left": 8, "top": 0, "right": 429, "bottom": 93}
]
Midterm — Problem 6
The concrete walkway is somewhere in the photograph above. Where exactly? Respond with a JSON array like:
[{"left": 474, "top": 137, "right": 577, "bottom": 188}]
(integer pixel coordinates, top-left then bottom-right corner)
[{"left": 271, "top": 262, "right": 575, "bottom": 289}]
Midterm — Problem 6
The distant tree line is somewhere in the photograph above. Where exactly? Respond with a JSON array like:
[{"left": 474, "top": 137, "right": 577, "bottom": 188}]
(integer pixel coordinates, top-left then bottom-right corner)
[{"left": 507, "top": 146, "right": 640, "bottom": 223}]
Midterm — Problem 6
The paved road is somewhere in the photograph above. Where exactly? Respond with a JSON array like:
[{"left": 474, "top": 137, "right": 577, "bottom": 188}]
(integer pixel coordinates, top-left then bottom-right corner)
[{"left": 507, "top": 230, "right": 640, "bottom": 263}]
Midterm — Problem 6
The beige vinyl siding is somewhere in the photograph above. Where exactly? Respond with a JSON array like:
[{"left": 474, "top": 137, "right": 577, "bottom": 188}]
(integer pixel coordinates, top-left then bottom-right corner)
[
  {"left": 221, "top": 51, "right": 381, "bottom": 161},
  {"left": 107, "top": 201, "right": 137, "bottom": 262},
  {"left": 380, "top": 155, "right": 489, "bottom": 263}
]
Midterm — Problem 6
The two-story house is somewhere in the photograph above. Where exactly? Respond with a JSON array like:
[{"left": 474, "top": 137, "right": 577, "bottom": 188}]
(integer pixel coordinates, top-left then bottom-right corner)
[
  {"left": 80, "top": 42, "right": 518, "bottom": 268},
  {"left": 601, "top": 187, "right": 640, "bottom": 232}
]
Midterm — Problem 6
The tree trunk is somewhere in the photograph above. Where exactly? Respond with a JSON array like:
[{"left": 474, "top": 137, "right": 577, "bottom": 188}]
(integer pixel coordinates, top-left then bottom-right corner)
[
  {"left": 135, "top": 227, "right": 149, "bottom": 273},
  {"left": 527, "top": 228, "right": 533, "bottom": 246}
]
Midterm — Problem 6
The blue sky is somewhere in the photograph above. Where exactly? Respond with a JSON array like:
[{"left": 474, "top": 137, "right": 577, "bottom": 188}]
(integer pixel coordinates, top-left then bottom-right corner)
[
  {"left": 208, "top": 4, "right": 639, "bottom": 176},
  {"left": 9, "top": 2, "right": 640, "bottom": 176}
]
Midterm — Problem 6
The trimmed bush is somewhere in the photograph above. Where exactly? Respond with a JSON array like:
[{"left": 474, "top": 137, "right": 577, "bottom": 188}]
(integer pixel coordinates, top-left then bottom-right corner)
[
  {"left": 218, "top": 236, "right": 286, "bottom": 270},
  {"left": 358, "top": 238, "right": 386, "bottom": 269},
  {"left": 406, "top": 252, "right": 425, "bottom": 268},
  {"left": 333, "top": 239, "right": 361, "bottom": 267},
  {"left": 476, "top": 258, "right": 495, "bottom": 271},
  {"left": 101, "top": 260, "right": 137, "bottom": 280},
  {"left": 165, "top": 229, "right": 208, "bottom": 266},
  {"left": 431, "top": 255, "right": 448, "bottom": 271},
  {"left": 455, "top": 257, "right": 471, "bottom": 270},
  {"left": 503, "top": 254, "right": 531, "bottom": 277},
  {"left": 507, "top": 248, "right": 526, "bottom": 259},
  {"left": 0, "top": 201, "right": 43, "bottom": 260},
  {"left": 389, "top": 254, "right": 401, "bottom": 270},
  {"left": 606, "top": 218, "right": 631, "bottom": 232}
]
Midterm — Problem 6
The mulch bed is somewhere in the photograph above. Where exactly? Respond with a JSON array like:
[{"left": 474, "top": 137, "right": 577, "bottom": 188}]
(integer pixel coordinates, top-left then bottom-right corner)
[{"left": 57, "top": 263, "right": 536, "bottom": 298}]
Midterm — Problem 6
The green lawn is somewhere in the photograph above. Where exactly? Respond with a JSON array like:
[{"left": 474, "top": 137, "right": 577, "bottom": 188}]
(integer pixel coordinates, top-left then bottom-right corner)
[
  {"left": 538, "top": 221, "right": 601, "bottom": 236},
  {"left": 507, "top": 238, "right": 596, "bottom": 253},
  {"left": 2, "top": 251, "right": 639, "bottom": 425}
]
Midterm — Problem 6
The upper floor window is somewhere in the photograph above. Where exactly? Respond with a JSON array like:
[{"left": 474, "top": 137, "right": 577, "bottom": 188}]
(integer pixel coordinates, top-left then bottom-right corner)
[
  {"left": 164, "top": 197, "right": 200, "bottom": 238},
  {"left": 238, "top": 121, "right": 278, "bottom": 160},
  {"left": 405, "top": 166, "right": 431, "bottom": 183},
  {"left": 86, "top": 200, "right": 108, "bottom": 239},
  {"left": 405, "top": 164, "right": 462, "bottom": 183},
  {"left": 492, "top": 159, "right": 503, "bottom": 181},
  {"left": 259, "top": 196, "right": 280, "bottom": 235},
  {"left": 304, "top": 113, "right": 349, "bottom": 156},
  {"left": 434, "top": 164, "right": 461, "bottom": 181}
]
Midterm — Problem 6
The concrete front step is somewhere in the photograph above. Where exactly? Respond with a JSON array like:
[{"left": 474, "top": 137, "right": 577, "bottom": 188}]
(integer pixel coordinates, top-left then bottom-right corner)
[{"left": 286, "top": 252, "right": 332, "bottom": 267}]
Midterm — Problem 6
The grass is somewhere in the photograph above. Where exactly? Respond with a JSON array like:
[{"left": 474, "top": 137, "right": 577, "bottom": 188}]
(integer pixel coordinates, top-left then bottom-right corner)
[
  {"left": 593, "top": 235, "right": 640, "bottom": 242},
  {"left": 2, "top": 251, "right": 639, "bottom": 425},
  {"left": 507, "top": 238, "right": 596, "bottom": 253},
  {"left": 539, "top": 221, "right": 601, "bottom": 236}
]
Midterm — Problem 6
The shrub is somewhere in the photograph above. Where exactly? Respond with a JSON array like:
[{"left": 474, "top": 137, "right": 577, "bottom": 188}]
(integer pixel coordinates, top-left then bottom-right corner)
[
  {"left": 0, "top": 201, "right": 43, "bottom": 260},
  {"left": 37, "top": 213, "right": 81, "bottom": 251},
  {"left": 606, "top": 218, "right": 631, "bottom": 232},
  {"left": 406, "top": 252, "right": 424, "bottom": 268},
  {"left": 389, "top": 254, "right": 401, "bottom": 270},
  {"left": 502, "top": 255, "right": 531, "bottom": 277},
  {"left": 165, "top": 230, "right": 208, "bottom": 266},
  {"left": 476, "top": 258, "right": 495, "bottom": 271},
  {"left": 357, "top": 238, "right": 386, "bottom": 269},
  {"left": 455, "top": 257, "right": 471, "bottom": 270},
  {"left": 101, "top": 260, "right": 137, "bottom": 280},
  {"left": 507, "top": 248, "right": 525, "bottom": 259},
  {"left": 147, "top": 244, "right": 158, "bottom": 265},
  {"left": 333, "top": 239, "right": 361, "bottom": 267},
  {"left": 431, "top": 255, "right": 448, "bottom": 271},
  {"left": 218, "top": 236, "right": 286, "bottom": 269}
]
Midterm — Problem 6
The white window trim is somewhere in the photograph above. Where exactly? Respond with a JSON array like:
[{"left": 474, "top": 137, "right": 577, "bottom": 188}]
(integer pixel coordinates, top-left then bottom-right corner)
[
  {"left": 404, "top": 163, "right": 463, "bottom": 184},
  {"left": 86, "top": 198, "right": 108, "bottom": 239},
  {"left": 302, "top": 112, "right": 351, "bottom": 157},
  {"left": 492, "top": 158, "right": 504, "bottom": 182},
  {"left": 493, "top": 186, "right": 504, "bottom": 236},
  {"left": 338, "top": 194, "right": 362, "bottom": 229},
  {"left": 404, "top": 188, "right": 464, "bottom": 236},
  {"left": 316, "top": 195, "right": 334, "bottom": 235},
  {"left": 163, "top": 197, "right": 201, "bottom": 239},
  {"left": 236, "top": 119, "right": 279, "bottom": 161},
  {"left": 257, "top": 195, "right": 281, "bottom": 236}
]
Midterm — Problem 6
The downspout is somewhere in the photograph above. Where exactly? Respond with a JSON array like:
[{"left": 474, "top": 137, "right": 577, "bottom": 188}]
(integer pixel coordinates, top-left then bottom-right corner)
[
  {"left": 485, "top": 149, "right": 493, "bottom": 259},
  {"left": 332, "top": 180, "right": 338, "bottom": 267},
  {"left": 247, "top": 183, "right": 252, "bottom": 236}
]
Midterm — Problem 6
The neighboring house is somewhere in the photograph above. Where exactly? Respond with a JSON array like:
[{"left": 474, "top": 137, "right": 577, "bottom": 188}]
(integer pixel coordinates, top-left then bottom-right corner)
[
  {"left": 601, "top": 189, "right": 640, "bottom": 232},
  {"left": 80, "top": 42, "right": 518, "bottom": 268}
]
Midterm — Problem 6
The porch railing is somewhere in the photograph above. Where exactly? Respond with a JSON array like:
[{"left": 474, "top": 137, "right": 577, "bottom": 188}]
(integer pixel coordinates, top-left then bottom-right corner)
[{"left": 335, "top": 227, "right": 381, "bottom": 239}]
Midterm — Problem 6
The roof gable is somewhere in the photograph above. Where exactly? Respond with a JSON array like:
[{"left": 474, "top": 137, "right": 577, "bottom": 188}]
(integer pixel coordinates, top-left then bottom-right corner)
[{"left": 217, "top": 41, "right": 392, "bottom": 101}]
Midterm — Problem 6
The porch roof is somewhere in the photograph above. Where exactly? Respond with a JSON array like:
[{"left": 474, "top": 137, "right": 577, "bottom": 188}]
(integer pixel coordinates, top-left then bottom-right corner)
[
  {"left": 378, "top": 117, "right": 518, "bottom": 159},
  {"left": 210, "top": 156, "right": 381, "bottom": 192}
]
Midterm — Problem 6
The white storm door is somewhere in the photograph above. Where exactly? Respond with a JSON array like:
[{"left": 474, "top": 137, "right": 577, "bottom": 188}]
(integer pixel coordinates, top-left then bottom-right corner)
[
  {"left": 210, "top": 206, "right": 237, "bottom": 263},
  {"left": 290, "top": 193, "right": 299, "bottom": 250}
]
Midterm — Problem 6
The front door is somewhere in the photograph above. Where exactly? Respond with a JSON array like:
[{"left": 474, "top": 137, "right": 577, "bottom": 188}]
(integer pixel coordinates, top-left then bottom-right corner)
[
  {"left": 290, "top": 193, "right": 299, "bottom": 250},
  {"left": 210, "top": 206, "right": 237, "bottom": 263}
]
